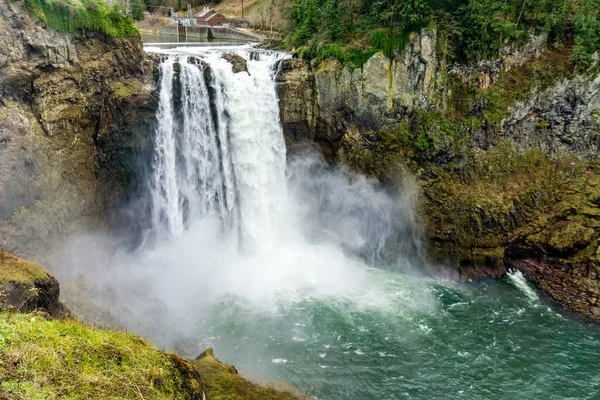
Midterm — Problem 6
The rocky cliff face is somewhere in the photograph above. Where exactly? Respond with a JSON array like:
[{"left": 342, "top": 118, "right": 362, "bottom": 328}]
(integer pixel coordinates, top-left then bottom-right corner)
[
  {"left": 277, "top": 30, "right": 439, "bottom": 158},
  {"left": 0, "top": 0, "right": 157, "bottom": 254},
  {"left": 276, "top": 30, "right": 600, "bottom": 320}
]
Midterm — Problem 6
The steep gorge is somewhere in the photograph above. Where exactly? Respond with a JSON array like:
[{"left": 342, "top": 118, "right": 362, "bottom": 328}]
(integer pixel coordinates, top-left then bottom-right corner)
[{"left": 276, "top": 30, "right": 600, "bottom": 320}]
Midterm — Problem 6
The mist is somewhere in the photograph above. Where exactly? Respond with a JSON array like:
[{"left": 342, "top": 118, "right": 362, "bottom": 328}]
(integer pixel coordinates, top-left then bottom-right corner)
[
  {"left": 46, "top": 152, "right": 430, "bottom": 354},
  {"left": 42, "top": 48, "right": 435, "bottom": 363}
]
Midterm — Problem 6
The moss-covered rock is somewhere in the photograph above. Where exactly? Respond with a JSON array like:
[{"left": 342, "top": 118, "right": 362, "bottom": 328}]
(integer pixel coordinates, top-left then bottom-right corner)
[
  {"left": 192, "top": 348, "right": 305, "bottom": 400},
  {"left": 0, "top": 251, "right": 68, "bottom": 317}
]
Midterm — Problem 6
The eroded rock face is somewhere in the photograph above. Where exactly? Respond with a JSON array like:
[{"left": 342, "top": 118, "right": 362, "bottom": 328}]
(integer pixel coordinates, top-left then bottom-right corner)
[
  {"left": 276, "top": 30, "right": 438, "bottom": 158},
  {"left": 502, "top": 75, "right": 600, "bottom": 159},
  {"left": 0, "top": 0, "right": 158, "bottom": 254}
]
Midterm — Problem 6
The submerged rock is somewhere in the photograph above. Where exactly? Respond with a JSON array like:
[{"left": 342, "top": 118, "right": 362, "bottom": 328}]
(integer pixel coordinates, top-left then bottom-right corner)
[{"left": 222, "top": 53, "right": 248, "bottom": 73}]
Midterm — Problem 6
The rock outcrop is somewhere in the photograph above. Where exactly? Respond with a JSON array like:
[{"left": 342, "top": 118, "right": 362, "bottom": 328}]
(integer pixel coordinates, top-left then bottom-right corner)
[
  {"left": 222, "top": 52, "right": 248, "bottom": 73},
  {"left": 193, "top": 348, "right": 308, "bottom": 400},
  {"left": 277, "top": 30, "right": 438, "bottom": 158},
  {"left": 0, "top": 0, "right": 157, "bottom": 255},
  {"left": 276, "top": 30, "right": 600, "bottom": 320},
  {"left": 0, "top": 250, "right": 68, "bottom": 317}
]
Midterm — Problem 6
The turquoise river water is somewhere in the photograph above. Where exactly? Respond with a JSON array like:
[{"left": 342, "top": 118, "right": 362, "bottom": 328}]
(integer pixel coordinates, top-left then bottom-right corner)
[{"left": 198, "top": 268, "right": 600, "bottom": 400}]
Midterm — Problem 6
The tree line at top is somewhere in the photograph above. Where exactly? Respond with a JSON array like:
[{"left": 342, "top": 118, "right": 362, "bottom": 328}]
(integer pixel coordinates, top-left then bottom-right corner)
[{"left": 284, "top": 0, "right": 600, "bottom": 69}]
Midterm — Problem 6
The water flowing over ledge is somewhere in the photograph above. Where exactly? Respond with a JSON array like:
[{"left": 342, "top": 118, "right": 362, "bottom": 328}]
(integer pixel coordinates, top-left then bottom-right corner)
[{"left": 46, "top": 45, "right": 600, "bottom": 400}]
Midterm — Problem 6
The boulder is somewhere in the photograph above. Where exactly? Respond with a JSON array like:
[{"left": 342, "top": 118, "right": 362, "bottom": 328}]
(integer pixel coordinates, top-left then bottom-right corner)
[{"left": 222, "top": 53, "right": 248, "bottom": 73}]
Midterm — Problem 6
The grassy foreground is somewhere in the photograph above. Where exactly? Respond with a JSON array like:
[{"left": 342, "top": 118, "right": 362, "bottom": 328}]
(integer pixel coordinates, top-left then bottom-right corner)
[{"left": 0, "top": 312, "right": 202, "bottom": 399}]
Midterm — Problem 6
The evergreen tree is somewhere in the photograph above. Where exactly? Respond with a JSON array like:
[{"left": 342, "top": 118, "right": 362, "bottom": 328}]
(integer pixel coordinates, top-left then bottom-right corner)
[{"left": 131, "top": 0, "right": 146, "bottom": 20}]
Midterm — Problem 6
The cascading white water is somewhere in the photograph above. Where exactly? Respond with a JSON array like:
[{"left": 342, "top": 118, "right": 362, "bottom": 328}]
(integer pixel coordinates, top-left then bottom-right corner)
[{"left": 150, "top": 50, "right": 288, "bottom": 251}]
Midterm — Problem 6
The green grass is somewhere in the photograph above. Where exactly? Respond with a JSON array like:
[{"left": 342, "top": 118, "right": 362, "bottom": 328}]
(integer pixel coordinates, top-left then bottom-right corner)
[
  {"left": 192, "top": 349, "right": 299, "bottom": 400},
  {"left": 0, "top": 312, "right": 202, "bottom": 399},
  {"left": 22, "top": 0, "right": 139, "bottom": 38}
]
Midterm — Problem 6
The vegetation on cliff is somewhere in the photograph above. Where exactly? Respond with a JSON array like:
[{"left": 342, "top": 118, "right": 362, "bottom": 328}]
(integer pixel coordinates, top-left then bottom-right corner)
[
  {"left": 20, "top": 0, "right": 139, "bottom": 37},
  {"left": 193, "top": 348, "right": 300, "bottom": 400},
  {"left": 285, "top": 0, "right": 600, "bottom": 69},
  {"left": 0, "top": 250, "right": 50, "bottom": 284},
  {"left": 0, "top": 312, "right": 203, "bottom": 399}
]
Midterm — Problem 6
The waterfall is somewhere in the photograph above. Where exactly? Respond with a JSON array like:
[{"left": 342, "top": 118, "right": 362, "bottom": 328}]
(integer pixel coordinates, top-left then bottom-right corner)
[{"left": 150, "top": 50, "right": 288, "bottom": 252}]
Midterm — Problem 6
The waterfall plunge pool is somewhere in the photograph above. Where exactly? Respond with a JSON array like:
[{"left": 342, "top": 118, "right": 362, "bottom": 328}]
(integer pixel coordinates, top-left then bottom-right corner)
[{"left": 54, "top": 45, "right": 600, "bottom": 400}]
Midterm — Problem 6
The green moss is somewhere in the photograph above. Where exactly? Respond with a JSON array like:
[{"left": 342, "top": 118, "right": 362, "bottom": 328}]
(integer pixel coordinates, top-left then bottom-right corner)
[
  {"left": 0, "top": 251, "right": 50, "bottom": 284},
  {"left": 192, "top": 349, "right": 299, "bottom": 400},
  {"left": 0, "top": 312, "right": 202, "bottom": 399},
  {"left": 547, "top": 221, "right": 597, "bottom": 253},
  {"left": 297, "top": 41, "right": 376, "bottom": 68},
  {"left": 111, "top": 80, "right": 142, "bottom": 100},
  {"left": 421, "top": 141, "right": 591, "bottom": 254},
  {"left": 22, "top": 0, "right": 139, "bottom": 38}
]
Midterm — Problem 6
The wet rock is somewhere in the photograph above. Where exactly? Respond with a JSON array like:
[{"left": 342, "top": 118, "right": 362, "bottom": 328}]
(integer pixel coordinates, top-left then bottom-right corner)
[
  {"left": 187, "top": 56, "right": 207, "bottom": 69},
  {"left": 222, "top": 53, "right": 248, "bottom": 73}
]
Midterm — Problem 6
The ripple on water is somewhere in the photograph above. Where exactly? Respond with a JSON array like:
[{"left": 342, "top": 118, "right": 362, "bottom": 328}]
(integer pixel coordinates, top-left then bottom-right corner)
[{"left": 199, "top": 268, "right": 600, "bottom": 400}]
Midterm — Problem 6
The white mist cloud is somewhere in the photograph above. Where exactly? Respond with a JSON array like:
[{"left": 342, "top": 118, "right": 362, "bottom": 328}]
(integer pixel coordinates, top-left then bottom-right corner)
[{"left": 46, "top": 154, "right": 431, "bottom": 354}]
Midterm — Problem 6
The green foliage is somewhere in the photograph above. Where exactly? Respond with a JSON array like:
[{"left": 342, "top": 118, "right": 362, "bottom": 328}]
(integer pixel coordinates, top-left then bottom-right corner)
[
  {"left": 131, "top": 0, "right": 146, "bottom": 20},
  {"left": 370, "top": 28, "right": 411, "bottom": 59},
  {"left": 298, "top": 42, "right": 376, "bottom": 67},
  {"left": 569, "top": 0, "right": 600, "bottom": 70},
  {"left": 0, "top": 312, "right": 202, "bottom": 399},
  {"left": 284, "top": 0, "right": 600, "bottom": 70},
  {"left": 22, "top": 0, "right": 139, "bottom": 38},
  {"left": 415, "top": 131, "right": 430, "bottom": 151}
]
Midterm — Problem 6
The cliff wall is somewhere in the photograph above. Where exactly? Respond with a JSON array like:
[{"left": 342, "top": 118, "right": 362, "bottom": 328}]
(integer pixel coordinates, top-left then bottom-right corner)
[
  {"left": 0, "top": 0, "right": 157, "bottom": 254},
  {"left": 276, "top": 30, "right": 600, "bottom": 320}
]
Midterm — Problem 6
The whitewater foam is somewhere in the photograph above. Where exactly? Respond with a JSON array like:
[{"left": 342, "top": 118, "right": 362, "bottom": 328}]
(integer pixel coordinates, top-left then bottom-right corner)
[{"left": 507, "top": 269, "right": 539, "bottom": 302}]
